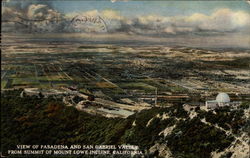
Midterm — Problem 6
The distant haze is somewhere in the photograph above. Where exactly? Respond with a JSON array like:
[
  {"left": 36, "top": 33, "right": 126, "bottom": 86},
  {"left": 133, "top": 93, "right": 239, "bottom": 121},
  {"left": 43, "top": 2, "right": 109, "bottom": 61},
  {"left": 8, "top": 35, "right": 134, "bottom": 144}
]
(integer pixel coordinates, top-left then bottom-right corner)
[
  {"left": 2, "top": 0, "right": 250, "bottom": 49},
  {"left": 2, "top": 32, "right": 250, "bottom": 49}
]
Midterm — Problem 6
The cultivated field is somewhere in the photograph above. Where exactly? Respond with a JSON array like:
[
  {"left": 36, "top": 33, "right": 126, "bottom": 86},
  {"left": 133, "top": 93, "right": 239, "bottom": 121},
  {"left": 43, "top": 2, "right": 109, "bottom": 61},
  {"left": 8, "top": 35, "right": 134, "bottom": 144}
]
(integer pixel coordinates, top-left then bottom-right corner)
[{"left": 1, "top": 35, "right": 250, "bottom": 105}]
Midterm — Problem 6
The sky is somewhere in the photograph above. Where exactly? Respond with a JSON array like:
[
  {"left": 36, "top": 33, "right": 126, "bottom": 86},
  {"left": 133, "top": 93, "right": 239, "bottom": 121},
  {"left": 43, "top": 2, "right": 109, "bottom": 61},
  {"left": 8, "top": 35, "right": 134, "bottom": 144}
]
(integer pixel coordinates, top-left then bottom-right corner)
[
  {"left": 2, "top": 0, "right": 250, "bottom": 48},
  {"left": 51, "top": 1, "right": 250, "bottom": 17}
]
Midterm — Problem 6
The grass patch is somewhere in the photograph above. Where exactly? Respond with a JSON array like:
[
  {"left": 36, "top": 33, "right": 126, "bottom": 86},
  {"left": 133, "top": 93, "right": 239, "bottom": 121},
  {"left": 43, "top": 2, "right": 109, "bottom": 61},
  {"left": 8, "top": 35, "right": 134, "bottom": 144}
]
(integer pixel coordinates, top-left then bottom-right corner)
[
  {"left": 47, "top": 75, "right": 64, "bottom": 81},
  {"left": 119, "top": 82, "right": 156, "bottom": 91},
  {"left": 1, "top": 80, "right": 7, "bottom": 89},
  {"left": 12, "top": 78, "right": 38, "bottom": 86},
  {"left": 96, "top": 82, "right": 116, "bottom": 88}
]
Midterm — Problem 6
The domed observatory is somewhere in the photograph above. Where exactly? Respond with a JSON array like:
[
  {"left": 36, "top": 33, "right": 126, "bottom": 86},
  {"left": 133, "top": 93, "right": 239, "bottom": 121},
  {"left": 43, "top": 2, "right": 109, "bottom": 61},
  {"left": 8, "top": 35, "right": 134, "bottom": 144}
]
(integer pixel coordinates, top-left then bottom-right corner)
[
  {"left": 216, "top": 93, "right": 230, "bottom": 106},
  {"left": 206, "top": 92, "right": 231, "bottom": 109}
]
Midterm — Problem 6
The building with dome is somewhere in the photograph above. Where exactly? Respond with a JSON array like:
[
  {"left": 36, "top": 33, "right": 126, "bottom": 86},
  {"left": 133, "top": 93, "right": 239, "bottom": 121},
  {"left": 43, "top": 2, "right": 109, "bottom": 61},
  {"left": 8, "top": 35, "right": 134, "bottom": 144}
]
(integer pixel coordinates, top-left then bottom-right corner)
[{"left": 206, "top": 92, "right": 239, "bottom": 109}]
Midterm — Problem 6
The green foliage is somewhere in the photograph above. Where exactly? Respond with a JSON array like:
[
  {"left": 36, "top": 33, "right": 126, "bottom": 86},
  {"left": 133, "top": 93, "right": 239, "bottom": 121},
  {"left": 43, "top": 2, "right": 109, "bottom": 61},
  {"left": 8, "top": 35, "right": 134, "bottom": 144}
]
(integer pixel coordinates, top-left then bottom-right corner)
[
  {"left": 198, "top": 106, "right": 246, "bottom": 134},
  {"left": 120, "top": 104, "right": 187, "bottom": 149},
  {"left": 205, "top": 57, "right": 250, "bottom": 69},
  {"left": 72, "top": 96, "right": 84, "bottom": 104},
  {"left": 1, "top": 91, "right": 243, "bottom": 158},
  {"left": 122, "top": 116, "right": 176, "bottom": 150},
  {"left": 1, "top": 90, "right": 130, "bottom": 156},
  {"left": 239, "top": 101, "right": 250, "bottom": 109},
  {"left": 166, "top": 118, "right": 234, "bottom": 158}
]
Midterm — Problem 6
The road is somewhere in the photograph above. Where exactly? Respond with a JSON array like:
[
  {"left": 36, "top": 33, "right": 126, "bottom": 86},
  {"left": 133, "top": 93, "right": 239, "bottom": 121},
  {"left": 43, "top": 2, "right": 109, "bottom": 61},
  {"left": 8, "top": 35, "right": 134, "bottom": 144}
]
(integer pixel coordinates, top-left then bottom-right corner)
[{"left": 94, "top": 98, "right": 150, "bottom": 112}]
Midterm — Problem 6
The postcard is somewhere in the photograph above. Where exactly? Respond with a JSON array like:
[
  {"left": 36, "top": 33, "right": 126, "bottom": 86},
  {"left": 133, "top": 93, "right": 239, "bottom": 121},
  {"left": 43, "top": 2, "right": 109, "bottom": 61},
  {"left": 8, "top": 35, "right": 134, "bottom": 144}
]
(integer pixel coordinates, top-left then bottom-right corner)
[{"left": 1, "top": 0, "right": 250, "bottom": 158}]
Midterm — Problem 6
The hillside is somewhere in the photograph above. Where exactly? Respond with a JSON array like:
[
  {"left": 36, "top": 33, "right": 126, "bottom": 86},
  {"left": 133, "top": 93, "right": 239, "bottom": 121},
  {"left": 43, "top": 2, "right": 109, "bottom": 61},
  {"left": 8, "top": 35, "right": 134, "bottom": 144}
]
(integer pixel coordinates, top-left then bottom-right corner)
[{"left": 1, "top": 89, "right": 249, "bottom": 158}]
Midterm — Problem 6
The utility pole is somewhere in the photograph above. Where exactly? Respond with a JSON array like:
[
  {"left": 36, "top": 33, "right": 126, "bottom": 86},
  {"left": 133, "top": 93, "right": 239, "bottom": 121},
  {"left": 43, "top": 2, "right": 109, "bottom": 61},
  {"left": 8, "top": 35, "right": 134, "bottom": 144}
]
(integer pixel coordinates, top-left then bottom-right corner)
[{"left": 155, "top": 88, "right": 158, "bottom": 107}]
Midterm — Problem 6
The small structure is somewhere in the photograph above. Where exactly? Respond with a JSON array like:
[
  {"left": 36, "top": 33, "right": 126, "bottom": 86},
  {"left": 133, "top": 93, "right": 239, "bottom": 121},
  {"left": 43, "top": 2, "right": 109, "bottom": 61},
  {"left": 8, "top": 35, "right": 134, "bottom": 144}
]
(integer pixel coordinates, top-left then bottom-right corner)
[
  {"left": 21, "top": 88, "right": 66, "bottom": 98},
  {"left": 206, "top": 92, "right": 240, "bottom": 109},
  {"left": 68, "top": 86, "right": 78, "bottom": 91}
]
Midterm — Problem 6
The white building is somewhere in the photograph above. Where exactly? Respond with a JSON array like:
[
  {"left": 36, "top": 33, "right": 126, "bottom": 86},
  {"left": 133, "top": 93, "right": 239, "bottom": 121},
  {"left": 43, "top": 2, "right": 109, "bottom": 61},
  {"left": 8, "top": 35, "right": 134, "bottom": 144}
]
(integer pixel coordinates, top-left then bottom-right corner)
[{"left": 206, "top": 92, "right": 239, "bottom": 109}]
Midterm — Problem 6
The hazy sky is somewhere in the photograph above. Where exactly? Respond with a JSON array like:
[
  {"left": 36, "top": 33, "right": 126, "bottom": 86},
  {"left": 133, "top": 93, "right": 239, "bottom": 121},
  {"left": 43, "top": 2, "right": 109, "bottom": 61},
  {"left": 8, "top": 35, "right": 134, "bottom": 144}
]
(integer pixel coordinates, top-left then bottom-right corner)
[
  {"left": 51, "top": 1, "right": 250, "bottom": 17},
  {"left": 2, "top": 0, "right": 250, "bottom": 48}
]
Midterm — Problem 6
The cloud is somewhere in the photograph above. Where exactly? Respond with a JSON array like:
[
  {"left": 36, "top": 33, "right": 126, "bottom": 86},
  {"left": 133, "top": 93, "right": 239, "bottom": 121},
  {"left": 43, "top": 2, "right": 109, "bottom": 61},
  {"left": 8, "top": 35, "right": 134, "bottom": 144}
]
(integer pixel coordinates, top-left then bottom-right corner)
[
  {"left": 2, "top": 3, "right": 250, "bottom": 36},
  {"left": 188, "top": 8, "right": 250, "bottom": 32},
  {"left": 102, "top": 10, "right": 123, "bottom": 20},
  {"left": 2, "top": 3, "right": 65, "bottom": 33},
  {"left": 27, "top": 4, "right": 62, "bottom": 20},
  {"left": 2, "top": 6, "right": 22, "bottom": 21},
  {"left": 128, "top": 8, "right": 250, "bottom": 35}
]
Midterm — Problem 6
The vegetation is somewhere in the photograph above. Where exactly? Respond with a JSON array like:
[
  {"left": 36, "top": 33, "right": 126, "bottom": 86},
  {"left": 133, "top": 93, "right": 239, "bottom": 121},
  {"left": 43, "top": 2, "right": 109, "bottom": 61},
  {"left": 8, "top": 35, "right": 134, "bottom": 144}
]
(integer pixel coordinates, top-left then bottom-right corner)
[
  {"left": 240, "top": 101, "right": 250, "bottom": 109},
  {"left": 1, "top": 90, "right": 132, "bottom": 157},
  {"left": 197, "top": 106, "right": 247, "bottom": 134},
  {"left": 120, "top": 108, "right": 178, "bottom": 149},
  {"left": 1, "top": 90, "right": 247, "bottom": 158},
  {"left": 166, "top": 118, "right": 234, "bottom": 158},
  {"left": 119, "top": 82, "right": 156, "bottom": 92},
  {"left": 72, "top": 96, "right": 84, "bottom": 104}
]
